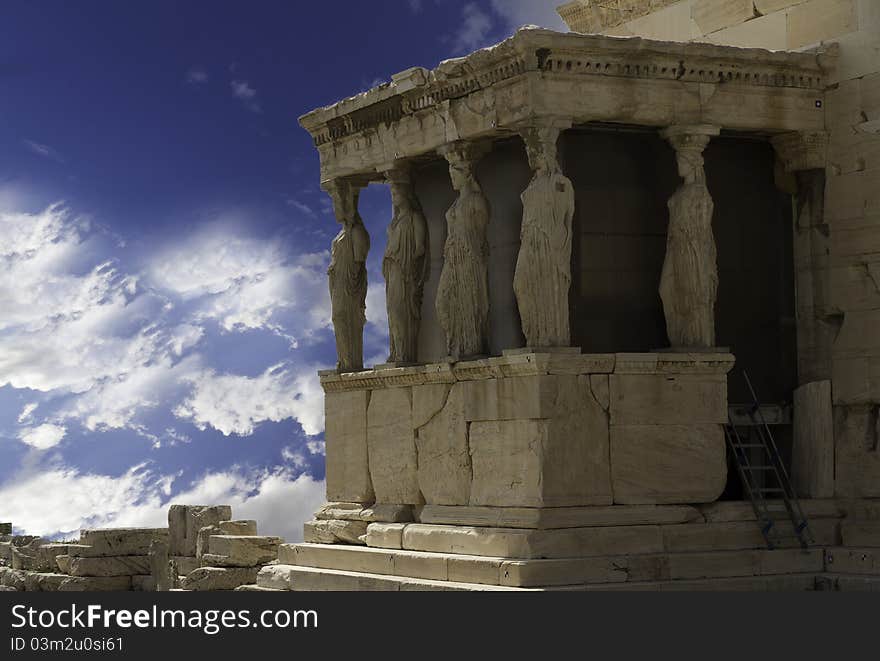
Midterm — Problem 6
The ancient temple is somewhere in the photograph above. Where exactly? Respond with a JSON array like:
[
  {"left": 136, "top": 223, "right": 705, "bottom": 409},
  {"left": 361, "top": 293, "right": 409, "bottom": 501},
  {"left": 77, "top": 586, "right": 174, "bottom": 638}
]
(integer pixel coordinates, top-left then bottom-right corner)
[{"left": 275, "top": 1, "right": 880, "bottom": 590}]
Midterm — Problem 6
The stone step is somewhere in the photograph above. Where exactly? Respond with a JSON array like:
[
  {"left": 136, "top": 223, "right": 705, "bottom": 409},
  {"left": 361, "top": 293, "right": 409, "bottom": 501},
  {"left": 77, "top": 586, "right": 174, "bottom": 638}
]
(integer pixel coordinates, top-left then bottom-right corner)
[
  {"left": 824, "top": 547, "right": 880, "bottom": 575},
  {"left": 558, "top": 574, "right": 819, "bottom": 592},
  {"left": 257, "top": 564, "right": 526, "bottom": 592},
  {"left": 257, "top": 564, "right": 819, "bottom": 592},
  {"left": 418, "top": 504, "right": 703, "bottom": 529},
  {"left": 841, "top": 521, "right": 880, "bottom": 547},
  {"left": 283, "top": 543, "right": 823, "bottom": 587},
  {"left": 361, "top": 519, "right": 839, "bottom": 559},
  {"left": 819, "top": 573, "right": 880, "bottom": 591}
]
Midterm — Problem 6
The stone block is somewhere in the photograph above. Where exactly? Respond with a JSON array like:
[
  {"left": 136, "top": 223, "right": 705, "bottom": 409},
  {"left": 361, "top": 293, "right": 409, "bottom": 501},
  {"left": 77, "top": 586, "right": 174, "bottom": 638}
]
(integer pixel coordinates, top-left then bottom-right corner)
[
  {"left": 401, "top": 523, "right": 664, "bottom": 560},
  {"left": 610, "top": 374, "right": 727, "bottom": 425},
  {"left": 0, "top": 523, "right": 10, "bottom": 535},
  {"left": 704, "top": 9, "right": 788, "bottom": 50},
  {"left": 68, "top": 555, "right": 151, "bottom": 577},
  {"left": 367, "top": 387, "right": 421, "bottom": 505},
  {"left": 180, "top": 567, "right": 259, "bottom": 591},
  {"left": 149, "top": 539, "right": 169, "bottom": 592},
  {"left": 825, "top": 547, "right": 880, "bottom": 574},
  {"left": 623, "top": 1, "right": 701, "bottom": 42},
  {"left": 469, "top": 375, "right": 611, "bottom": 508},
  {"left": 196, "top": 525, "right": 220, "bottom": 560},
  {"left": 219, "top": 520, "right": 258, "bottom": 536},
  {"left": 0, "top": 568, "right": 26, "bottom": 590},
  {"left": 834, "top": 405, "right": 880, "bottom": 497},
  {"left": 303, "top": 519, "right": 368, "bottom": 545},
  {"left": 787, "top": 0, "right": 858, "bottom": 49},
  {"left": 413, "top": 383, "right": 471, "bottom": 506},
  {"left": 610, "top": 424, "right": 727, "bottom": 505},
  {"left": 698, "top": 499, "right": 844, "bottom": 522},
  {"left": 0, "top": 541, "right": 9, "bottom": 562},
  {"left": 170, "top": 555, "right": 200, "bottom": 579},
  {"left": 58, "top": 576, "right": 132, "bottom": 592},
  {"left": 79, "top": 528, "right": 168, "bottom": 557},
  {"left": 692, "top": 0, "right": 756, "bottom": 35},
  {"left": 315, "top": 503, "right": 414, "bottom": 524},
  {"left": 34, "top": 544, "right": 71, "bottom": 573},
  {"left": 256, "top": 564, "right": 296, "bottom": 590},
  {"left": 325, "top": 390, "right": 373, "bottom": 503},
  {"left": 792, "top": 381, "right": 834, "bottom": 498},
  {"left": 132, "top": 575, "right": 156, "bottom": 592},
  {"left": 55, "top": 555, "right": 71, "bottom": 574},
  {"left": 461, "top": 375, "right": 558, "bottom": 422},
  {"left": 205, "top": 536, "right": 282, "bottom": 567},
  {"left": 184, "top": 506, "right": 231, "bottom": 556},
  {"left": 365, "top": 523, "right": 407, "bottom": 549},
  {"left": 753, "top": 0, "right": 810, "bottom": 12},
  {"left": 418, "top": 504, "right": 703, "bottom": 529},
  {"left": 24, "top": 573, "right": 68, "bottom": 592},
  {"left": 841, "top": 521, "right": 880, "bottom": 547}
]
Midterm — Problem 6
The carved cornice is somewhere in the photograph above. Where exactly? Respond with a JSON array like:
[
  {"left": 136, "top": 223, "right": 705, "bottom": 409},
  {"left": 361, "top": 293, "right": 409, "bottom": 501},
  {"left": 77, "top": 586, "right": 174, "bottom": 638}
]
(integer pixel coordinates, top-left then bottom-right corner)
[
  {"left": 319, "top": 351, "right": 735, "bottom": 393},
  {"left": 771, "top": 131, "right": 829, "bottom": 172},
  {"left": 300, "top": 29, "right": 825, "bottom": 150}
]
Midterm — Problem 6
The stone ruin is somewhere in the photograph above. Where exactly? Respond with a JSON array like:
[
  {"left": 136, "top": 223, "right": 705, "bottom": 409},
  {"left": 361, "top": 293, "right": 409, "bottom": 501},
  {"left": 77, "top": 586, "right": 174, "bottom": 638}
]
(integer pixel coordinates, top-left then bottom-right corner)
[
  {"left": 4, "top": 1, "right": 880, "bottom": 591},
  {"left": 0, "top": 508, "right": 281, "bottom": 593}
]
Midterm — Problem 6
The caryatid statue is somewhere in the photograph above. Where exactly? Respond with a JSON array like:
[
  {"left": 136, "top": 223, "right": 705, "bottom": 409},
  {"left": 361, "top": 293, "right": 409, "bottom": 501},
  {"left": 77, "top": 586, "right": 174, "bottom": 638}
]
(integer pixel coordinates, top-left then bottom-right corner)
[
  {"left": 383, "top": 166, "right": 428, "bottom": 364},
  {"left": 659, "top": 126, "right": 720, "bottom": 349},
  {"left": 325, "top": 179, "right": 370, "bottom": 372},
  {"left": 436, "top": 144, "right": 490, "bottom": 360},
  {"left": 513, "top": 127, "right": 575, "bottom": 348}
]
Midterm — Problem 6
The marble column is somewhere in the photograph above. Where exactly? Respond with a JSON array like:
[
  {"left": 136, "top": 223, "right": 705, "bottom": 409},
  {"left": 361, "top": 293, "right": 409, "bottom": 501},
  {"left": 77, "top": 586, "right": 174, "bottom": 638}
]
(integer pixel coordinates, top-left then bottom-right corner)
[
  {"left": 771, "top": 131, "right": 833, "bottom": 384},
  {"left": 382, "top": 164, "right": 428, "bottom": 365},
  {"left": 435, "top": 142, "right": 491, "bottom": 360},
  {"left": 324, "top": 178, "right": 370, "bottom": 372},
  {"left": 513, "top": 125, "right": 575, "bottom": 349},
  {"left": 659, "top": 125, "right": 721, "bottom": 350}
]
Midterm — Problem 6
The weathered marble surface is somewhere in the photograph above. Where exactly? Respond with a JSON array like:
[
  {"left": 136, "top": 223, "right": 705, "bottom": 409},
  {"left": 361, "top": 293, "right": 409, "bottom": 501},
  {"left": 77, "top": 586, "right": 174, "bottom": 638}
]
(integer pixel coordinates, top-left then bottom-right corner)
[
  {"left": 513, "top": 127, "right": 575, "bottom": 348},
  {"left": 384, "top": 166, "right": 428, "bottom": 364},
  {"left": 326, "top": 179, "right": 370, "bottom": 372},
  {"left": 660, "top": 126, "right": 720, "bottom": 349},
  {"left": 435, "top": 144, "right": 490, "bottom": 360}
]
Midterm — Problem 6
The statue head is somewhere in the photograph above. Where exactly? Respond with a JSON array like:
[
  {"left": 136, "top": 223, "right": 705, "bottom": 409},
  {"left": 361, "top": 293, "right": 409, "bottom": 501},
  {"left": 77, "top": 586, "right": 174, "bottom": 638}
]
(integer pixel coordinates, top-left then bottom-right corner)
[
  {"left": 386, "top": 168, "right": 414, "bottom": 215},
  {"left": 324, "top": 179, "right": 359, "bottom": 225},
  {"left": 675, "top": 147, "right": 705, "bottom": 184},
  {"left": 523, "top": 127, "right": 560, "bottom": 174},
  {"left": 446, "top": 149, "right": 475, "bottom": 192}
]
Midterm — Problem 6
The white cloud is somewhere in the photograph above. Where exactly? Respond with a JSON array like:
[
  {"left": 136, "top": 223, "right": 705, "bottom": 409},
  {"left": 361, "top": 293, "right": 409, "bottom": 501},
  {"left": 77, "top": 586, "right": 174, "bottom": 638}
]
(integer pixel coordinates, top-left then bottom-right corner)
[
  {"left": 452, "top": 3, "right": 495, "bottom": 53},
  {"left": 150, "top": 229, "right": 331, "bottom": 343},
  {"left": 231, "top": 80, "right": 261, "bottom": 113},
  {"left": 489, "top": 0, "right": 566, "bottom": 32},
  {"left": 17, "top": 403, "right": 38, "bottom": 424},
  {"left": 174, "top": 363, "right": 325, "bottom": 437},
  {"left": 0, "top": 203, "right": 171, "bottom": 395},
  {"left": 0, "top": 464, "right": 325, "bottom": 543},
  {"left": 186, "top": 67, "right": 208, "bottom": 84},
  {"left": 18, "top": 424, "right": 66, "bottom": 450},
  {"left": 22, "top": 139, "right": 64, "bottom": 163}
]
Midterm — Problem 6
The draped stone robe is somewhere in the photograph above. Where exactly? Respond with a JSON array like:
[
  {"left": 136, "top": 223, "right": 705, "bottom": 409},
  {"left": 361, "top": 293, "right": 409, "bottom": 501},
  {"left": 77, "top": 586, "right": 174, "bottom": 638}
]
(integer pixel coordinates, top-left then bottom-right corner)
[
  {"left": 513, "top": 171, "right": 575, "bottom": 347},
  {"left": 383, "top": 206, "right": 427, "bottom": 364},
  {"left": 659, "top": 181, "right": 718, "bottom": 348},
  {"left": 328, "top": 217, "right": 369, "bottom": 371},
  {"left": 436, "top": 188, "right": 490, "bottom": 359}
]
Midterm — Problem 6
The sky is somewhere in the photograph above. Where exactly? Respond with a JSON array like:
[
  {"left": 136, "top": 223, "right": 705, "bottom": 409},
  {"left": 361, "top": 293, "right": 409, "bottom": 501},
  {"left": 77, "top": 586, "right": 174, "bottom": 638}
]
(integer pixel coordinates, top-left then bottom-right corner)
[{"left": 0, "top": 1, "right": 566, "bottom": 541}]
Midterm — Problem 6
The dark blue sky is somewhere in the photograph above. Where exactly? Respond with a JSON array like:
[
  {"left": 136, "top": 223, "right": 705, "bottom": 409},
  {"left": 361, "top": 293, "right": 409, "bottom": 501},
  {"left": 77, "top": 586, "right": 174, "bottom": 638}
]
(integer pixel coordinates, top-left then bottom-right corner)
[{"left": 0, "top": 1, "right": 563, "bottom": 540}]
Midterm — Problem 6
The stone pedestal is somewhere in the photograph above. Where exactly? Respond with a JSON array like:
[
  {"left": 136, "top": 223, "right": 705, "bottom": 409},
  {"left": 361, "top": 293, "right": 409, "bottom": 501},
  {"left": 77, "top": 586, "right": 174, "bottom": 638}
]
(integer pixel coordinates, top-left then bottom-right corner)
[{"left": 319, "top": 351, "right": 734, "bottom": 511}]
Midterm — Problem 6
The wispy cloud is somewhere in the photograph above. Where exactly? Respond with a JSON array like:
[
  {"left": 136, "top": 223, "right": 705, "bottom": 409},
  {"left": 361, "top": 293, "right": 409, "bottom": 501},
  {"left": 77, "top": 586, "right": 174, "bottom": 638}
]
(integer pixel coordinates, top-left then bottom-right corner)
[
  {"left": 451, "top": 2, "right": 495, "bottom": 54},
  {"left": 231, "top": 79, "right": 261, "bottom": 113},
  {"left": 186, "top": 66, "right": 209, "bottom": 84},
  {"left": 18, "top": 423, "right": 66, "bottom": 450},
  {"left": 22, "top": 139, "right": 64, "bottom": 163},
  {"left": 174, "top": 363, "right": 324, "bottom": 437},
  {"left": 0, "top": 462, "right": 325, "bottom": 542}
]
